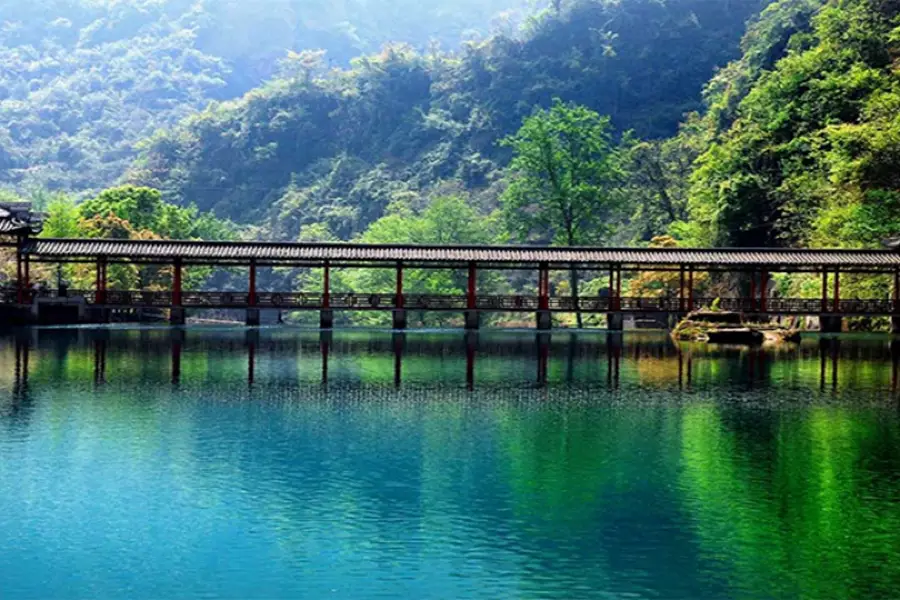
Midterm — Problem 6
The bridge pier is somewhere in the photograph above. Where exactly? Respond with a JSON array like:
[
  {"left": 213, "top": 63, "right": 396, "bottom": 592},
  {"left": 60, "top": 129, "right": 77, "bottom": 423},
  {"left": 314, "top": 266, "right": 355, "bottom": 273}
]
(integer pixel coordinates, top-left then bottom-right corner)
[
  {"left": 320, "top": 309, "right": 334, "bottom": 330},
  {"left": 170, "top": 307, "right": 186, "bottom": 325},
  {"left": 536, "top": 310, "right": 552, "bottom": 331},
  {"left": 246, "top": 308, "right": 260, "bottom": 327},
  {"left": 393, "top": 309, "right": 407, "bottom": 330},
  {"left": 608, "top": 313, "right": 624, "bottom": 331},
  {"left": 464, "top": 310, "right": 480, "bottom": 330},
  {"left": 86, "top": 306, "right": 110, "bottom": 324},
  {"left": 821, "top": 315, "right": 842, "bottom": 334}
]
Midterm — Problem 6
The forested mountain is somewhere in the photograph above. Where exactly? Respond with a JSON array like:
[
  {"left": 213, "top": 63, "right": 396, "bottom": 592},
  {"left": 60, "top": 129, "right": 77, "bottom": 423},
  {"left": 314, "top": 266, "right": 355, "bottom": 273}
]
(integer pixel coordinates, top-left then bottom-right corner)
[
  {"left": 0, "top": 0, "right": 531, "bottom": 193},
  {"left": 683, "top": 0, "right": 900, "bottom": 253},
  {"left": 125, "top": 0, "right": 770, "bottom": 241},
  {"left": 12, "top": 0, "right": 900, "bottom": 324}
]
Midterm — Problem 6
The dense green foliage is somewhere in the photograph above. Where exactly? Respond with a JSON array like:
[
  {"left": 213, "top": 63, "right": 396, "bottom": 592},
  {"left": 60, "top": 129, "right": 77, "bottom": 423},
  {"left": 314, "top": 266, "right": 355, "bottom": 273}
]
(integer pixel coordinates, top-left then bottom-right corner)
[
  {"left": 126, "top": 0, "right": 767, "bottom": 240},
  {"left": 661, "top": 0, "right": 900, "bottom": 252},
  {"left": 501, "top": 100, "right": 627, "bottom": 325},
  {"left": 36, "top": 186, "right": 232, "bottom": 290},
  {"left": 0, "top": 0, "right": 532, "bottom": 193},
  {"left": 16, "top": 0, "right": 900, "bottom": 325}
]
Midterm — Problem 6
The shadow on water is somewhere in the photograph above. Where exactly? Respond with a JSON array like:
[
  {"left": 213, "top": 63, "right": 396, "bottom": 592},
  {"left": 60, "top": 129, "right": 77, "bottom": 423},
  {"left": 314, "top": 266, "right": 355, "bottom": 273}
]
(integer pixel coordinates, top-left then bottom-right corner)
[{"left": 1, "top": 327, "right": 900, "bottom": 599}]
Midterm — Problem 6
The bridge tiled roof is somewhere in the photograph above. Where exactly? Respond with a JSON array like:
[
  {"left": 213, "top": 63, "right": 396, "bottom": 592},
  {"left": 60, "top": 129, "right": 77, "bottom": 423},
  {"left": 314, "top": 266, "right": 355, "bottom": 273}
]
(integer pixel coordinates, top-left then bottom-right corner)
[{"left": 22, "top": 238, "right": 900, "bottom": 269}]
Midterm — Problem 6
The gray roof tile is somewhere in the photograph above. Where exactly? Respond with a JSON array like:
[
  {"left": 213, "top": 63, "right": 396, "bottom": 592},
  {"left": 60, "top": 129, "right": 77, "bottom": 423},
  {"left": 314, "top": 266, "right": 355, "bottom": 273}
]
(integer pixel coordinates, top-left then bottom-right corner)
[{"left": 21, "top": 238, "right": 900, "bottom": 268}]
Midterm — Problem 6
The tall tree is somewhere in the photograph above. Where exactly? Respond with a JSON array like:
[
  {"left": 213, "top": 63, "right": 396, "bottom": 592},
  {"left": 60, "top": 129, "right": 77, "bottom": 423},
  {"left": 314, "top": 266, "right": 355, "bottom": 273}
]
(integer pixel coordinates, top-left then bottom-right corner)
[{"left": 501, "top": 100, "right": 626, "bottom": 327}]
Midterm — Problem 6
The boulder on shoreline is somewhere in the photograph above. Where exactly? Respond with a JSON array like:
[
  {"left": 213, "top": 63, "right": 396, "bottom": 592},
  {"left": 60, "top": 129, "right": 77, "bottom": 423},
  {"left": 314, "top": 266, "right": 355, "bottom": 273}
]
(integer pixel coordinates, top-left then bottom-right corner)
[{"left": 673, "top": 310, "right": 800, "bottom": 345}]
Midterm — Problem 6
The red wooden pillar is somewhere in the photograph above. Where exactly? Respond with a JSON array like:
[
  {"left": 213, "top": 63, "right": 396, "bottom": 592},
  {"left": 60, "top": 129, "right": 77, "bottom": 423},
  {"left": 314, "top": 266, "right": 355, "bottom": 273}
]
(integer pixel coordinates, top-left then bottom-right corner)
[
  {"left": 893, "top": 269, "right": 899, "bottom": 313},
  {"left": 395, "top": 261, "right": 404, "bottom": 309},
  {"left": 467, "top": 261, "right": 477, "bottom": 310},
  {"left": 608, "top": 265, "right": 615, "bottom": 311},
  {"left": 248, "top": 259, "right": 257, "bottom": 307},
  {"left": 173, "top": 257, "right": 183, "bottom": 307},
  {"left": 688, "top": 268, "right": 695, "bottom": 312},
  {"left": 679, "top": 265, "right": 686, "bottom": 312},
  {"left": 23, "top": 254, "right": 31, "bottom": 303},
  {"left": 96, "top": 256, "right": 107, "bottom": 304},
  {"left": 822, "top": 270, "right": 829, "bottom": 313},
  {"left": 833, "top": 269, "right": 840, "bottom": 313},
  {"left": 323, "top": 261, "right": 331, "bottom": 308},
  {"left": 538, "top": 262, "right": 550, "bottom": 311},
  {"left": 15, "top": 241, "right": 24, "bottom": 304},
  {"left": 615, "top": 266, "right": 622, "bottom": 311},
  {"left": 760, "top": 270, "right": 769, "bottom": 313},
  {"left": 749, "top": 271, "right": 757, "bottom": 312}
]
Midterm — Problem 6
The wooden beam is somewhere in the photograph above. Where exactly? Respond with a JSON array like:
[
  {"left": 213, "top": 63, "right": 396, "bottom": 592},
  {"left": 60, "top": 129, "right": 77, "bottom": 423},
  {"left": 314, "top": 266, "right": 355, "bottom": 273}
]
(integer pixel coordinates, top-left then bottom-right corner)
[
  {"left": 23, "top": 254, "right": 30, "bottom": 303},
  {"left": 96, "top": 256, "right": 107, "bottom": 304},
  {"left": 248, "top": 259, "right": 257, "bottom": 307},
  {"left": 833, "top": 270, "right": 840, "bottom": 313},
  {"left": 467, "top": 261, "right": 477, "bottom": 310},
  {"left": 750, "top": 272, "right": 757, "bottom": 312},
  {"left": 688, "top": 268, "right": 695, "bottom": 312},
  {"left": 173, "top": 258, "right": 183, "bottom": 307},
  {"left": 615, "top": 267, "right": 622, "bottom": 311},
  {"left": 395, "top": 261, "right": 404, "bottom": 310},
  {"left": 323, "top": 260, "right": 331, "bottom": 309},
  {"left": 894, "top": 268, "right": 899, "bottom": 313},
  {"left": 538, "top": 262, "right": 549, "bottom": 311}
]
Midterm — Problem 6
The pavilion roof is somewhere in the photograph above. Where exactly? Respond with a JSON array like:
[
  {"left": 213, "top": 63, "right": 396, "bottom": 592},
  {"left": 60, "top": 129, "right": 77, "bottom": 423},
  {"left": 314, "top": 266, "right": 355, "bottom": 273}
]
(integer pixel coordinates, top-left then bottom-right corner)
[
  {"left": 20, "top": 238, "right": 900, "bottom": 270},
  {"left": 0, "top": 203, "right": 43, "bottom": 236}
]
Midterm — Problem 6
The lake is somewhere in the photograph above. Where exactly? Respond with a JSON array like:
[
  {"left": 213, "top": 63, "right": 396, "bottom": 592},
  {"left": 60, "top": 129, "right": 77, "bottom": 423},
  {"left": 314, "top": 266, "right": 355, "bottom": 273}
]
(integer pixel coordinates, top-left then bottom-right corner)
[{"left": 1, "top": 327, "right": 899, "bottom": 599}]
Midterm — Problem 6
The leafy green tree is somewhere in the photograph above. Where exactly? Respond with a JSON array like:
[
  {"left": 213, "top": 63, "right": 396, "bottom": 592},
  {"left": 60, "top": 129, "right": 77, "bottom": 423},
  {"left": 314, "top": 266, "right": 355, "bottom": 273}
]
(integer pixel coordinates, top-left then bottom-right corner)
[
  {"left": 336, "top": 195, "right": 501, "bottom": 326},
  {"left": 79, "top": 186, "right": 233, "bottom": 241},
  {"left": 501, "top": 99, "right": 626, "bottom": 327}
]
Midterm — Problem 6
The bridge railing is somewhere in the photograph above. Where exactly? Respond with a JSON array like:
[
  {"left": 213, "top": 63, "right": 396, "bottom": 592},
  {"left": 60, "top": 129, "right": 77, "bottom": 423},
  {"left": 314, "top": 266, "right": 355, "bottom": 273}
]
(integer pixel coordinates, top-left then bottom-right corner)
[{"left": 5, "top": 290, "right": 900, "bottom": 315}]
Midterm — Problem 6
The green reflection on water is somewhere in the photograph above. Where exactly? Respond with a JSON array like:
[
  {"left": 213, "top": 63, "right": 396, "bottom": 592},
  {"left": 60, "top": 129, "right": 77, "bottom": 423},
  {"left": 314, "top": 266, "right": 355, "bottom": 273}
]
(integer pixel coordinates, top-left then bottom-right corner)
[{"left": 1, "top": 328, "right": 899, "bottom": 599}]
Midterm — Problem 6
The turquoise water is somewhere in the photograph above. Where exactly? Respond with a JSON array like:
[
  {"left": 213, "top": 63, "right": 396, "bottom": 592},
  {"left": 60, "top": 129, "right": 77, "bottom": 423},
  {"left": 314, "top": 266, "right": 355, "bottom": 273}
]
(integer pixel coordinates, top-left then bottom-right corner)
[{"left": 1, "top": 328, "right": 899, "bottom": 599}]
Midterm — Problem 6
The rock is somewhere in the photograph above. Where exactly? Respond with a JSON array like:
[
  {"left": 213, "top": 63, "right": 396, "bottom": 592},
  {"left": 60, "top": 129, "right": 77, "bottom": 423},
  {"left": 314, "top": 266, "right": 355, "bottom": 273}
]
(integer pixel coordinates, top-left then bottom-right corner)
[
  {"left": 707, "top": 328, "right": 765, "bottom": 345},
  {"left": 672, "top": 311, "right": 800, "bottom": 346},
  {"left": 688, "top": 310, "right": 743, "bottom": 325}
]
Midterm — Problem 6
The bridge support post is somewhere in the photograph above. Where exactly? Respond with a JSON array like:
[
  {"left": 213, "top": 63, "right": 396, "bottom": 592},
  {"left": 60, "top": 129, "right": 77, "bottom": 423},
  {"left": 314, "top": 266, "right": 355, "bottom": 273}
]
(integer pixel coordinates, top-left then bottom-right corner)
[
  {"left": 87, "top": 306, "right": 111, "bottom": 324},
  {"left": 393, "top": 261, "right": 406, "bottom": 330},
  {"left": 536, "top": 262, "right": 551, "bottom": 331},
  {"left": 170, "top": 308, "right": 186, "bottom": 325},
  {"left": 91, "top": 256, "right": 109, "bottom": 323},
  {"left": 246, "top": 259, "right": 260, "bottom": 326},
  {"left": 687, "top": 267, "right": 695, "bottom": 312},
  {"left": 465, "top": 261, "right": 479, "bottom": 330},
  {"left": 536, "top": 311, "right": 552, "bottom": 331},
  {"left": 606, "top": 265, "right": 622, "bottom": 331},
  {"left": 821, "top": 316, "right": 842, "bottom": 334},
  {"left": 893, "top": 269, "right": 900, "bottom": 334},
  {"left": 608, "top": 313, "right": 624, "bottom": 331},
  {"left": 15, "top": 239, "right": 24, "bottom": 305},
  {"left": 170, "top": 257, "right": 184, "bottom": 325},
  {"left": 833, "top": 269, "right": 840, "bottom": 314},
  {"left": 320, "top": 261, "right": 333, "bottom": 329}
]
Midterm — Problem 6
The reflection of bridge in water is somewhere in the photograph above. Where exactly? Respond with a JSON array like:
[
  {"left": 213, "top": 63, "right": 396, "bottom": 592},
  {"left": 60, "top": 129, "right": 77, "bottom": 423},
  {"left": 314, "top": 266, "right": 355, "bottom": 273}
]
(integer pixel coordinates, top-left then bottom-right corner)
[
  {"left": 7, "top": 330, "right": 900, "bottom": 396},
  {"left": 6, "top": 238, "right": 900, "bottom": 332}
]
